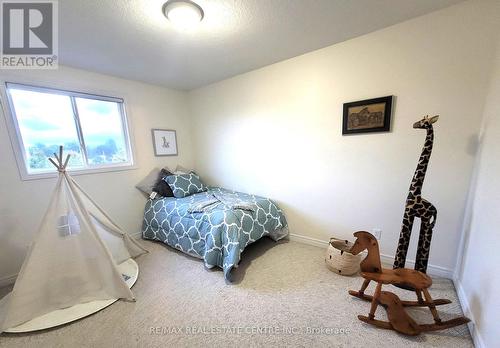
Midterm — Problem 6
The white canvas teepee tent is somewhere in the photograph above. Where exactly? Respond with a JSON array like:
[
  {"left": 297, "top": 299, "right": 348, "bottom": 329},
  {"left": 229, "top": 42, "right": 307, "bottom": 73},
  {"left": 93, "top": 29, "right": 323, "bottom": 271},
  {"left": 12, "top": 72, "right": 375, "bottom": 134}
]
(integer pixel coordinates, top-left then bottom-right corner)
[{"left": 0, "top": 147, "right": 147, "bottom": 332}]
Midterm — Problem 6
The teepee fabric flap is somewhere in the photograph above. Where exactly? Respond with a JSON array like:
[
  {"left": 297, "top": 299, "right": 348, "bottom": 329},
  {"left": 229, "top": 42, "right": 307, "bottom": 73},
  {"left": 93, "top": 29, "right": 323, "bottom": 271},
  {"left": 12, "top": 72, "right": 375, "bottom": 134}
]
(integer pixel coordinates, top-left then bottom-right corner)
[{"left": 69, "top": 176, "right": 148, "bottom": 258}]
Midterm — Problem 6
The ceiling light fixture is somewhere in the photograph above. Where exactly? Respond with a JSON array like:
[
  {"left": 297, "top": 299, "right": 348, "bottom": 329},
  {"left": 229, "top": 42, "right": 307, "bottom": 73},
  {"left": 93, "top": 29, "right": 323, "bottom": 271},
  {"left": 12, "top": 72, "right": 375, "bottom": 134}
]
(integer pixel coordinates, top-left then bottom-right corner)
[{"left": 162, "top": 0, "right": 204, "bottom": 29}]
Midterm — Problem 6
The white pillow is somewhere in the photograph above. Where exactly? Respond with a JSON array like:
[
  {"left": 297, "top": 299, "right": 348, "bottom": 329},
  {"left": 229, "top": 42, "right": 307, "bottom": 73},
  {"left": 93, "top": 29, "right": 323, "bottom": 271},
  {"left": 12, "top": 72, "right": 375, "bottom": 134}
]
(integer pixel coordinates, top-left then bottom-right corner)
[{"left": 174, "top": 165, "right": 193, "bottom": 175}]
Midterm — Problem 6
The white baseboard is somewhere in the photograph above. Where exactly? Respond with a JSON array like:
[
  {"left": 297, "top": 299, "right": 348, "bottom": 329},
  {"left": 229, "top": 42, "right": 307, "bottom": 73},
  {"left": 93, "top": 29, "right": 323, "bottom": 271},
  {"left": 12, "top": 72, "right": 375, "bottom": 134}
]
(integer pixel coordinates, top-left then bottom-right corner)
[
  {"left": 454, "top": 278, "right": 484, "bottom": 348},
  {"left": 288, "top": 233, "right": 454, "bottom": 279},
  {"left": 0, "top": 273, "right": 17, "bottom": 288},
  {"left": 288, "top": 233, "right": 327, "bottom": 248}
]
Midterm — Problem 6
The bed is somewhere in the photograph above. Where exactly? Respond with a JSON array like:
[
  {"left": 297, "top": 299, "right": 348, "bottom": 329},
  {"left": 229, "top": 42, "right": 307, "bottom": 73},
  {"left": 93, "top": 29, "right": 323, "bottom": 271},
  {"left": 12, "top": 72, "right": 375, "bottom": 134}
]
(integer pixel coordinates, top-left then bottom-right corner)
[{"left": 142, "top": 187, "right": 288, "bottom": 280}]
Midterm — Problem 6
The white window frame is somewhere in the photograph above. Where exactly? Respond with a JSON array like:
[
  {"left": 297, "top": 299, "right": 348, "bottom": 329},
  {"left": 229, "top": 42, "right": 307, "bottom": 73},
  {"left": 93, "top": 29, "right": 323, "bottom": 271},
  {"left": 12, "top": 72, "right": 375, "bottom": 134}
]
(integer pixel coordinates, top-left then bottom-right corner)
[{"left": 2, "top": 82, "right": 136, "bottom": 180}]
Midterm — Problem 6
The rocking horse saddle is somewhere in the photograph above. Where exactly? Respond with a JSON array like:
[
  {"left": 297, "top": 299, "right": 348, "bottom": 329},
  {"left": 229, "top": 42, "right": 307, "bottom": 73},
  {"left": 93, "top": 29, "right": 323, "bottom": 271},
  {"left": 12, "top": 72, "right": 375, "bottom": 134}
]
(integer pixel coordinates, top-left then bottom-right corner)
[{"left": 361, "top": 268, "right": 432, "bottom": 290}]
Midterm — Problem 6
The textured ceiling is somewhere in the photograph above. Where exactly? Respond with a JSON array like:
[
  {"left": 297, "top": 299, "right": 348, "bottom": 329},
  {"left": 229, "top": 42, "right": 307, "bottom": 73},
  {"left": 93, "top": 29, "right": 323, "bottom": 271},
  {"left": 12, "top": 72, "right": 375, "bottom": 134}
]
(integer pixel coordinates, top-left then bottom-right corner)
[{"left": 59, "top": 0, "right": 464, "bottom": 90}]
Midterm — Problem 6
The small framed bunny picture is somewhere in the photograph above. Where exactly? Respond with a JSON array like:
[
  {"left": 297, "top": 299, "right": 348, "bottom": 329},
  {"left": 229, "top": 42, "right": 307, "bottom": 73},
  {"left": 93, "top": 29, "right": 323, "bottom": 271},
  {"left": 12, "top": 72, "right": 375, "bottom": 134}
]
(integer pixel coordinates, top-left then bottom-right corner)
[{"left": 151, "top": 129, "right": 178, "bottom": 156}]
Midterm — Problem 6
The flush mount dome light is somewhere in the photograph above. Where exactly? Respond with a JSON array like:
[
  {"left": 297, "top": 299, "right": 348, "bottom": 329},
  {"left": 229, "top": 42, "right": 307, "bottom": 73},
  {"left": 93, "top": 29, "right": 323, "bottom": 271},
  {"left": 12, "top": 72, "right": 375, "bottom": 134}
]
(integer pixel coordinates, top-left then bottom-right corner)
[{"left": 162, "top": 0, "right": 204, "bottom": 29}]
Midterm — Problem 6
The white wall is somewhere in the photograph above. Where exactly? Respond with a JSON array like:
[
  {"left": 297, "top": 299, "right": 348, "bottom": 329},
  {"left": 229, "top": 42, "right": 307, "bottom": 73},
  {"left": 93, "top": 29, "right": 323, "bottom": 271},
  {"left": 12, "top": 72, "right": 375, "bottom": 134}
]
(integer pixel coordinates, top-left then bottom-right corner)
[
  {"left": 188, "top": 0, "right": 500, "bottom": 274},
  {"left": 0, "top": 66, "right": 193, "bottom": 283},
  {"left": 455, "top": 34, "right": 500, "bottom": 348}
]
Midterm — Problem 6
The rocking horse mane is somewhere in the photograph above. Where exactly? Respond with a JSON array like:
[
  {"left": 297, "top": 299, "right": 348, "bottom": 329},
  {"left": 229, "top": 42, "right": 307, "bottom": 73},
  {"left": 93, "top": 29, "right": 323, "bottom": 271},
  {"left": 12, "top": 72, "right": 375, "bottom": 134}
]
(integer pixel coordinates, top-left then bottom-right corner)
[{"left": 350, "top": 231, "right": 383, "bottom": 274}]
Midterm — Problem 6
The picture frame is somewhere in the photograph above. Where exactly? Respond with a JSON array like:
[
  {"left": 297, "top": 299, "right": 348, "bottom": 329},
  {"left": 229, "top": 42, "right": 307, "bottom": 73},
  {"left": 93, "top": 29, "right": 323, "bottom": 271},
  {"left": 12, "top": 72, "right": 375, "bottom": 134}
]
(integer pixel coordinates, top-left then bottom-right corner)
[
  {"left": 151, "top": 129, "right": 178, "bottom": 156},
  {"left": 342, "top": 96, "right": 393, "bottom": 135}
]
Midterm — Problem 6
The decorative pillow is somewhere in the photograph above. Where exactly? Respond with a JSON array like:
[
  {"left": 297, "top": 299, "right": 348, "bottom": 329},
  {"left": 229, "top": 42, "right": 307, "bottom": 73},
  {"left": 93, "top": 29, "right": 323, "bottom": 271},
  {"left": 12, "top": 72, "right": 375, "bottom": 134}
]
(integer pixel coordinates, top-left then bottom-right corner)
[
  {"left": 152, "top": 168, "right": 174, "bottom": 197},
  {"left": 135, "top": 168, "right": 160, "bottom": 197},
  {"left": 165, "top": 173, "right": 207, "bottom": 198}
]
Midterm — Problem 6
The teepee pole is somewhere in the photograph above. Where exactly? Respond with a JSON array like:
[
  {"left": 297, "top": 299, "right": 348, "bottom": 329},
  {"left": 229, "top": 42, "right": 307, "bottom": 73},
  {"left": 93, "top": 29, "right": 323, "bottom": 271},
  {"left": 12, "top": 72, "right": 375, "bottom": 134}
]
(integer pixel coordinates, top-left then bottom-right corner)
[
  {"left": 48, "top": 158, "right": 60, "bottom": 169},
  {"left": 62, "top": 154, "right": 71, "bottom": 170},
  {"left": 49, "top": 146, "right": 71, "bottom": 172},
  {"left": 52, "top": 153, "right": 60, "bottom": 167}
]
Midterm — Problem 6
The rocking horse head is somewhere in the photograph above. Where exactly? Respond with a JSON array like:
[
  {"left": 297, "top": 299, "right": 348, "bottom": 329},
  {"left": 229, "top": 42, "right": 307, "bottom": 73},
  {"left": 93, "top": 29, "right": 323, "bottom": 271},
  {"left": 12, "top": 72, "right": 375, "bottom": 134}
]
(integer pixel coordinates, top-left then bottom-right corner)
[
  {"left": 413, "top": 115, "right": 439, "bottom": 130},
  {"left": 350, "top": 231, "right": 378, "bottom": 254},
  {"left": 349, "top": 231, "right": 382, "bottom": 273}
]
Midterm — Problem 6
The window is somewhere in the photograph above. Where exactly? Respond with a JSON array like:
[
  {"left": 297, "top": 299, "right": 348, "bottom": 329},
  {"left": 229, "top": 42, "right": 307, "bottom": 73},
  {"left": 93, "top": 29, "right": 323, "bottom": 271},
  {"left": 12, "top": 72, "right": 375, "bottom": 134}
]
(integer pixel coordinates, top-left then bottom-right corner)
[
  {"left": 57, "top": 213, "right": 81, "bottom": 237},
  {"left": 5, "top": 83, "right": 134, "bottom": 178}
]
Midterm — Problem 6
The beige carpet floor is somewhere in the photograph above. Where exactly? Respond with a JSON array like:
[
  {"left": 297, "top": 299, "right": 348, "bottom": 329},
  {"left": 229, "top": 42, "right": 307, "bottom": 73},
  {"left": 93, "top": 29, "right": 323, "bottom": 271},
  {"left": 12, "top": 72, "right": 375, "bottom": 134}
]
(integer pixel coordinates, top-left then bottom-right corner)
[{"left": 0, "top": 238, "right": 472, "bottom": 348}]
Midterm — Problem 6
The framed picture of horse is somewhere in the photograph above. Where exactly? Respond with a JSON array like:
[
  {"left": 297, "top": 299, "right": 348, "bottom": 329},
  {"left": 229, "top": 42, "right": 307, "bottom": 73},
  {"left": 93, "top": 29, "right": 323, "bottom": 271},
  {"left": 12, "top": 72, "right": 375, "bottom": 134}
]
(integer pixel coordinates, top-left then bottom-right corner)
[{"left": 342, "top": 96, "right": 393, "bottom": 135}]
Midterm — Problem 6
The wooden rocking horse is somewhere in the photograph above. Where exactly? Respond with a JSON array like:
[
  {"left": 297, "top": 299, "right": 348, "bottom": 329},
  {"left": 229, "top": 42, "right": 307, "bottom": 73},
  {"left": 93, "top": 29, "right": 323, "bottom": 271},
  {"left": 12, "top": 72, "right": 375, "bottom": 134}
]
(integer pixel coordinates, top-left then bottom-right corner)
[{"left": 348, "top": 231, "right": 469, "bottom": 336}]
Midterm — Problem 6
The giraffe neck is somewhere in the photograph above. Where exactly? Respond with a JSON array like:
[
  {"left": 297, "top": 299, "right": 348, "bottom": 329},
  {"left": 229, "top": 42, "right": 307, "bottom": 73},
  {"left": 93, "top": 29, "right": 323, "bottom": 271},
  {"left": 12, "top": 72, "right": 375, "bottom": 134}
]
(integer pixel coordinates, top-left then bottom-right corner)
[{"left": 408, "top": 127, "right": 434, "bottom": 199}]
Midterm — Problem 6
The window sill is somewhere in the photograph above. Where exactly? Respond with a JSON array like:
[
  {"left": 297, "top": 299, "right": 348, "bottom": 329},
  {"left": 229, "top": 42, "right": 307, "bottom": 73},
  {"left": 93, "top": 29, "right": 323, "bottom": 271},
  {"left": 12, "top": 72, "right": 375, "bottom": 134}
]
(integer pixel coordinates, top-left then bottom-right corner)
[{"left": 19, "top": 163, "right": 138, "bottom": 181}]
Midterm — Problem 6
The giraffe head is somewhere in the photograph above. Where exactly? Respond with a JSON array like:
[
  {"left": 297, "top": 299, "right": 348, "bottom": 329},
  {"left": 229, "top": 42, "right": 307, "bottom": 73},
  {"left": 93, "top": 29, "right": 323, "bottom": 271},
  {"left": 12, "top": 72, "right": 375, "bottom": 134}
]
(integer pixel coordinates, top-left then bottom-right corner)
[{"left": 413, "top": 115, "right": 439, "bottom": 129}]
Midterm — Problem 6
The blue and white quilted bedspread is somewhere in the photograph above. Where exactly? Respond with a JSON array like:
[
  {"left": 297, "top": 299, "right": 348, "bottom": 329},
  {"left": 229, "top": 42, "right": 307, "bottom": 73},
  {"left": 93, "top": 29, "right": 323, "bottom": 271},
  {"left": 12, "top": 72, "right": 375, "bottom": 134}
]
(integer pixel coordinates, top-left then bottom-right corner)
[{"left": 142, "top": 187, "right": 288, "bottom": 280}]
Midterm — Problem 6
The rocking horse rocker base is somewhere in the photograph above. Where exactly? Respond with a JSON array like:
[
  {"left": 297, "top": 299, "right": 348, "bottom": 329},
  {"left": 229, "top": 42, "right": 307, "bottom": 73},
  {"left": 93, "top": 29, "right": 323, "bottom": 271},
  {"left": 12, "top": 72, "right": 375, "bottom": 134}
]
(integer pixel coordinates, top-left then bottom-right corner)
[
  {"left": 357, "top": 291, "right": 470, "bottom": 336},
  {"left": 348, "top": 231, "right": 469, "bottom": 336}
]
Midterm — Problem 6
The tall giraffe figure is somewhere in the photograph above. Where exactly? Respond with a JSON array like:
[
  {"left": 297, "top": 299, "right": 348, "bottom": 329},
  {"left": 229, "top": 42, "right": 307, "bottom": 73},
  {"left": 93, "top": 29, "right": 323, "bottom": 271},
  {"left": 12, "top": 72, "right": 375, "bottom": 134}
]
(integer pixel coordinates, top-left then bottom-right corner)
[{"left": 393, "top": 115, "right": 439, "bottom": 273}]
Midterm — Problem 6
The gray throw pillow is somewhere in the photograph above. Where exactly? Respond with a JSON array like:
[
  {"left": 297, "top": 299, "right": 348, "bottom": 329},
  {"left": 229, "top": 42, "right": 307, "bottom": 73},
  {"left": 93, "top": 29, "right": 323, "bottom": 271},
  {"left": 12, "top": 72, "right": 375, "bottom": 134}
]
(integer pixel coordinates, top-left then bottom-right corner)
[{"left": 135, "top": 168, "right": 160, "bottom": 197}]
